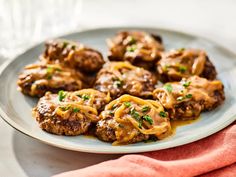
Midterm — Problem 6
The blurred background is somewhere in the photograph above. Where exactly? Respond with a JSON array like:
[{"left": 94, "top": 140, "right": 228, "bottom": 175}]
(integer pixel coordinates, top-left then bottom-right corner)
[
  {"left": 0, "top": 0, "right": 236, "bottom": 59},
  {"left": 0, "top": 0, "right": 235, "bottom": 176}
]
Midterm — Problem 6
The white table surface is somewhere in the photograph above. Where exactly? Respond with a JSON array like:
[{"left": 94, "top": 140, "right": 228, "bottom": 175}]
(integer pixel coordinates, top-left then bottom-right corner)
[{"left": 1, "top": 0, "right": 236, "bottom": 176}]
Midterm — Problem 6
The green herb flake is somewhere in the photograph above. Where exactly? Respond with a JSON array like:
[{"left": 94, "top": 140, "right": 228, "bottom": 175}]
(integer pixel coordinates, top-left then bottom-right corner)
[
  {"left": 58, "top": 90, "right": 67, "bottom": 101},
  {"left": 127, "top": 36, "right": 136, "bottom": 45},
  {"left": 55, "top": 68, "right": 62, "bottom": 72},
  {"left": 185, "top": 94, "right": 193, "bottom": 98},
  {"left": 164, "top": 84, "right": 173, "bottom": 93},
  {"left": 132, "top": 111, "right": 140, "bottom": 120},
  {"left": 142, "top": 105, "right": 150, "bottom": 112},
  {"left": 124, "top": 102, "right": 131, "bottom": 108},
  {"left": 163, "top": 64, "right": 170, "bottom": 71},
  {"left": 81, "top": 94, "right": 90, "bottom": 101},
  {"left": 138, "top": 121, "right": 143, "bottom": 128},
  {"left": 111, "top": 104, "right": 117, "bottom": 110},
  {"left": 72, "top": 108, "right": 80, "bottom": 113},
  {"left": 118, "top": 124, "right": 124, "bottom": 128},
  {"left": 109, "top": 111, "right": 114, "bottom": 116},
  {"left": 142, "top": 115, "right": 153, "bottom": 125},
  {"left": 76, "top": 94, "right": 82, "bottom": 98},
  {"left": 178, "top": 48, "right": 185, "bottom": 52},
  {"left": 126, "top": 44, "right": 137, "bottom": 52},
  {"left": 47, "top": 75, "right": 52, "bottom": 80},
  {"left": 130, "top": 107, "right": 140, "bottom": 120},
  {"left": 159, "top": 111, "right": 167, "bottom": 118},
  {"left": 46, "top": 66, "right": 53, "bottom": 73},
  {"left": 46, "top": 66, "right": 53, "bottom": 80},
  {"left": 179, "top": 65, "right": 187, "bottom": 73},
  {"left": 183, "top": 81, "right": 191, "bottom": 88},
  {"left": 114, "top": 80, "right": 123, "bottom": 88},
  {"left": 176, "top": 96, "right": 184, "bottom": 101},
  {"left": 71, "top": 45, "right": 76, "bottom": 50},
  {"left": 60, "top": 106, "right": 70, "bottom": 111},
  {"left": 63, "top": 41, "right": 69, "bottom": 48}
]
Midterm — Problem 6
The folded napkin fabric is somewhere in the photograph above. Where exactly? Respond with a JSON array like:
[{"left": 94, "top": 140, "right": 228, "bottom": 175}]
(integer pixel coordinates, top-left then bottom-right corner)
[{"left": 54, "top": 122, "right": 236, "bottom": 177}]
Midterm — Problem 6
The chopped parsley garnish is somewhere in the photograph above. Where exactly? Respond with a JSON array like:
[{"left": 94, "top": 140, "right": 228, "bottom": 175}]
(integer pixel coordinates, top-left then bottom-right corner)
[
  {"left": 129, "top": 107, "right": 155, "bottom": 128},
  {"left": 71, "top": 45, "right": 76, "bottom": 50},
  {"left": 183, "top": 81, "right": 191, "bottom": 88},
  {"left": 46, "top": 66, "right": 61, "bottom": 80},
  {"left": 138, "top": 122, "right": 143, "bottom": 128},
  {"left": 130, "top": 108, "right": 141, "bottom": 120},
  {"left": 77, "top": 94, "right": 90, "bottom": 101},
  {"left": 126, "top": 44, "right": 137, "bottom": 52},
  {"left": 109, "top": 111, "right": 114, "bottom": 116},
  {"left": 130, "top": 107, "right": 142, "bottom": 129},
  {"left": 142, "top": 115, "right": 153, "bottom": 125},
  {"left": 177, "top": 94, "right": 192, "bottom": 101},
  {"left": 124, "top": 102, "right": 131, "bottom": 107},
  {"left": 118, "top": 124, "right": 124, "bottom": 128},
  {"left": 179, "top": 65, "right": 187, "bottom": 73},
  {"left": 164, "top": 84, "right": 173, "bottom": 92},
  {"left": 55, "top": 68, "right": 62, "bottom": 72},
  {"left": 114, "top": 80, "right": 123, "bottom": 88},
  {"left": 185, "top": 94, "right": 193, "bottom": 98},
  {"left": 72, "top": 108, "right": 80, "bottom": 113},
  {"left": 111, "top": 104, "right": 117, "bottom": 110},
  {"left": 178, "top": 48, "right": 185, "bottom": 52},
  {"left": 47, "top": 75, "right": 52, "bottom": 80},
  {"left": 46, "top": 66, "right": 53, "bottom": 80},
  {"left": 163, "top": 64, "right": 170, "bottom": 71},
  {"left": 142, "top": 105, "right": 150, "bottom": 112},
  {"left": 60, "top": 106, "right": 70, "bottom": 111},
  {"left": 127, "top": 36, "right": 136, "bottom": 45},
  {"left": 46, "top": 66, "right": 53, "bottom": 73},
  {"left": 58, "top": 90, "right": 67, "bottom": 101},
  {"left": 159, "top": 111, "right": 167, "bottom": 118},
  {"left": 176, "top": 96, "right": 184, "bottom": 101},
  {"left": 82, "top": 94, "right": 90, "bottom": 100},
  {"left": 63, "top": 41, "right": 69, "bottom": 48}
]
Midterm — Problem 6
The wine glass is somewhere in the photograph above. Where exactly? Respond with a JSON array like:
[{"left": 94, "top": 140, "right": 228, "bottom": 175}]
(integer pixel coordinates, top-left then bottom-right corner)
[{"left": 0, "top": 0, "right": 83, "bottom": 60}]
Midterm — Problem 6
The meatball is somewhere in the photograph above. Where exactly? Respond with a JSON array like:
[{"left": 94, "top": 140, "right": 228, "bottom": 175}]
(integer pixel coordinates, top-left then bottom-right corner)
[
  {"left": 96, "top": 94, "right": 171, "bottom": 145},
  {"left": 107, "top": 31, "right": 164, "bottom": 70},
  {"left": 17, "top": 63, "right": 83, "bottom": 97},
  {"left": 33, "top": 89, "right": 110, "bottom": 135},
  {"left": 94, "top": 62, "right": 157, "bottom": 99},
  {"left": 157, "top": 48, "right": 217, "bottom": 82},
  {"left": 41, "top": 39, "right": 105, "bottom": 73},
  {"left": 153, "top": 76, "right": 225, "bottom": 120}
]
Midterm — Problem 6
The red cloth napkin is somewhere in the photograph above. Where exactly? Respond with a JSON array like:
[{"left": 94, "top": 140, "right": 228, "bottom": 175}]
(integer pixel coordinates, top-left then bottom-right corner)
[{"left": 54, "top": 122, "right": 236, "bottom": 177}]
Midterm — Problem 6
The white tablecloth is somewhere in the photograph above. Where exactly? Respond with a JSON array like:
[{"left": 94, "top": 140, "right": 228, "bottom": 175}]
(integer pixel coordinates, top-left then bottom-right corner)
[{"left": 0, "top": 0, "right": 236, "bottom": 176}]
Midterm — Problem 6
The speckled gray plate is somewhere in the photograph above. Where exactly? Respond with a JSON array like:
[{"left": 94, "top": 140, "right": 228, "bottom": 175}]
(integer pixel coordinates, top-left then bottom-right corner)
[{"left": 0, "top": 27, "right": 236, "bottom": 154}]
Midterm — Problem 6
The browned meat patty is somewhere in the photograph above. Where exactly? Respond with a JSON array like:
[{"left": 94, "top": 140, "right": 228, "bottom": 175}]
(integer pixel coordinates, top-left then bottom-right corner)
[
  {"left": 95, "top": 94, "right": 171, "bottom": 145},
  {"left": 157, "top": 48, "right": 217, "bottom": 82},
  {"left": 107, "top": 31, "right": 164, "bottom": 70},
  {"left": 41, "top": 39, "right": 105, "bottom": 73},
  {"left": 33, "top": 89, "right": 110, "bottom": 135},
  {"left": 17, "top": 62, "right": 83, "bottom": 97},
  {"left": 94, "top": 62, "right": 157, "bottom": 99},
  {"left": 153, "top": 76, "right": 225, "bottom": 120},
  {"left": 96, "top": 117, "right": 149, "bottom": 143}
]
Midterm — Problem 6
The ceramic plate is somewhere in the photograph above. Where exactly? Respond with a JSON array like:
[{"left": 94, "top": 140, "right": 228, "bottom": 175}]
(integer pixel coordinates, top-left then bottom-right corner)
[{"left": 0, "top": 27, "right": 236, "bottom": 154}]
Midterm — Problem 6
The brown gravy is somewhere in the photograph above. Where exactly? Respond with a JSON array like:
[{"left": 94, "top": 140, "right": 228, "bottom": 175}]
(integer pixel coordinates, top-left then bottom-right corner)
[{"left": 171, "top": 117, "right": 200, "bottom": 133}]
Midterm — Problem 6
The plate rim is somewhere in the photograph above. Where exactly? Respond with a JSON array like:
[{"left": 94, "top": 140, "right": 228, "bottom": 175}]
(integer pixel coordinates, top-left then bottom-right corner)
[{"left": 0, "top": 26, "right": 236, "bottom": 154}]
